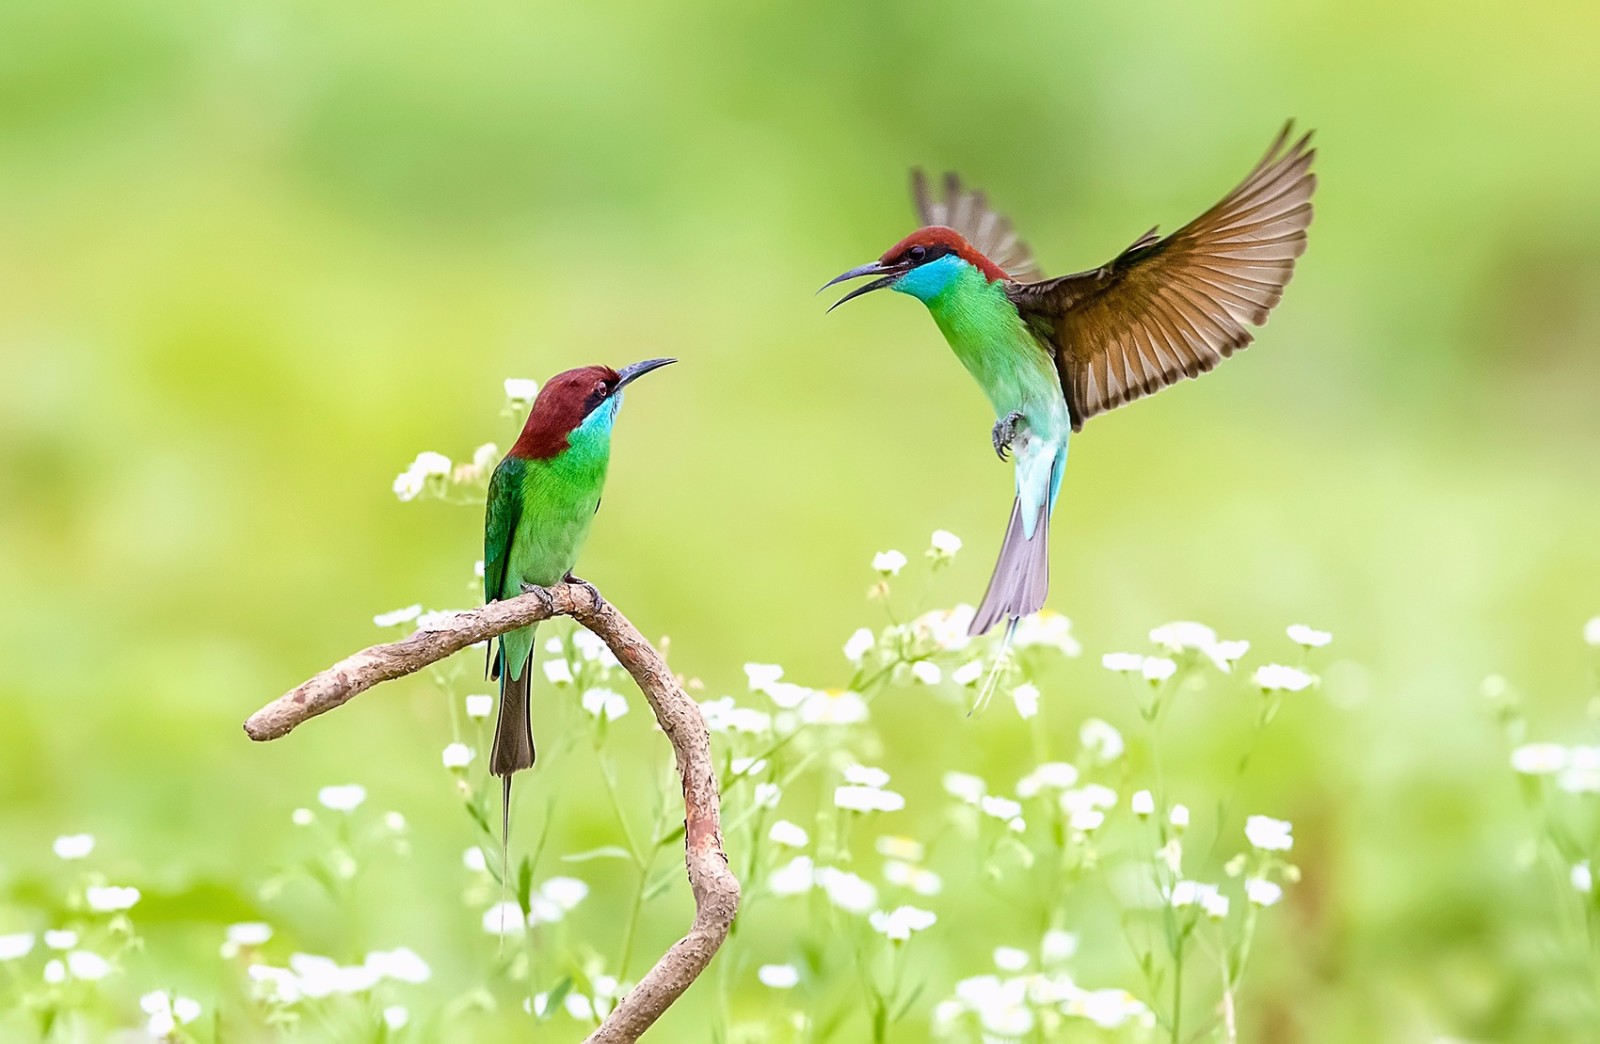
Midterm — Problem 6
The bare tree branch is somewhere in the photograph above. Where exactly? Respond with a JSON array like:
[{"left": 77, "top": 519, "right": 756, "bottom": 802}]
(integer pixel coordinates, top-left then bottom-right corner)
[{"left": 244, "top": 583, "right": 740, "bottom": 1042}]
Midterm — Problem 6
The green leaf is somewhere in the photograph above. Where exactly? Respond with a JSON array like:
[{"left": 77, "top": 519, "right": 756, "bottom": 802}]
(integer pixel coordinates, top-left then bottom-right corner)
[
  {"left": 643, "top": 866, "right": 681, "bottom": 901},
  {"left": 541, "top": 977, "right": 574, "bottom": 1020},
  {"left": 560, "top": 845, "right": 635, "bottom": 863},
  {"left": 890, "top": 982, "right": 926, "bottom": 1023},
  {"left": 516, "top": 856, "right": 534, "bottom": 915}
]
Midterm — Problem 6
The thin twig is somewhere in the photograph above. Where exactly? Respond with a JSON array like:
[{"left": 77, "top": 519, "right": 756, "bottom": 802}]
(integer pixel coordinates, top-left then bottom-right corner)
[{"left": 244, "top": 583, "right": 740, "bottom": 1042}]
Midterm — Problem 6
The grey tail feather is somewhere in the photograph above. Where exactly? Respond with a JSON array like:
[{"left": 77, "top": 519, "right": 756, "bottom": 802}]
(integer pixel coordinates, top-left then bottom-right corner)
[{"left": 969, "top": 498, "right": 1050, "bottom": 637}]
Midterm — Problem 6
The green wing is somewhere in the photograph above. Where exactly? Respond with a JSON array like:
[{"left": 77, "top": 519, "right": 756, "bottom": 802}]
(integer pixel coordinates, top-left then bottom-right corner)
[
  {"left": 483, "top": 455, "right": 524, "bottom": 681},
  {"left": 484, "top": 456, "right": 524, "bottom": 606}
]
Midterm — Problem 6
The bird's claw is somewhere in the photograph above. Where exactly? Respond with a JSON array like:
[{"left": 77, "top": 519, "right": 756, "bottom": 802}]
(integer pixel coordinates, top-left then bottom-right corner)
[
  {"left": 564, "top": 573, "right": 603, "bottom": 606},
  {"left": 992, "top": 411, "right": 1024, "bottom": 461}
]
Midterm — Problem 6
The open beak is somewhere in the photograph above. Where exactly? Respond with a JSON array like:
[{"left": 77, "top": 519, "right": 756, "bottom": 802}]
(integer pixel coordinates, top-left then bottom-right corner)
[
  {"left": 614, "top": 357, "right": 677, "bottom": 388},
  {"left": 819, "top": 260, "right": 906, "bottom": 312}
]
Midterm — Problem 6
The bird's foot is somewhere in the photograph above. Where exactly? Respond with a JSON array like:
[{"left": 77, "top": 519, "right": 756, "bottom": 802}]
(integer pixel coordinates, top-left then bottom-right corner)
[
  {"left": 517, "top": 581, "right": 556, "bottom": 614},
  {"left": 991, "top": 411, "right": 1025, "bottom": 461},
  {"left": 563, "top": 572, "right": 603, "bottom": 606}
]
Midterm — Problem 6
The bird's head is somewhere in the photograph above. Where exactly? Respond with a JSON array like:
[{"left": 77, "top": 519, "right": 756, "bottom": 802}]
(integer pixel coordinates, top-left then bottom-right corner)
[
  {"left": 509, "top": 358, "right": 676, "bottom": 459},
  {"left": 822, "top": 226, "right": 1009, "bottom": 310}
]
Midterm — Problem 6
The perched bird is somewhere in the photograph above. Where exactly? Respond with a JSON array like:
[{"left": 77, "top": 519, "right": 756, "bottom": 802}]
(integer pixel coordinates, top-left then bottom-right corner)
[
  {"left": 825, "top": 123, "right": 1315, "bottom": 638},
  {"left": 483, "top": 358, "right": 675, "bottom": 851}
]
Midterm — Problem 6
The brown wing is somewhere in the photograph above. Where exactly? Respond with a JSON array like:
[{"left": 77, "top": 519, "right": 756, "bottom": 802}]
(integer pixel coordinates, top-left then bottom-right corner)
[
  {"left": 1009, "top": 123, "right": 1316, "bottom": 431},
  {"left": 912, "top": 169, "right": 1043, "bottom": 283}
]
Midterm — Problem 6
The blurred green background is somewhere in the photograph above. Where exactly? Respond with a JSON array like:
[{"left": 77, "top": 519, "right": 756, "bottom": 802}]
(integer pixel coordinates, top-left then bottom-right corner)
[{"left": 3, "top": 0, "right": 1600, "bottom": 1040}]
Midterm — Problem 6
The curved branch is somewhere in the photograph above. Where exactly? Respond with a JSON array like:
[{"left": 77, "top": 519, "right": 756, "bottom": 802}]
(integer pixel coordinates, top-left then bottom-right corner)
[{"left": 244, "top": 583, "right": 740, "bottom": 1042}]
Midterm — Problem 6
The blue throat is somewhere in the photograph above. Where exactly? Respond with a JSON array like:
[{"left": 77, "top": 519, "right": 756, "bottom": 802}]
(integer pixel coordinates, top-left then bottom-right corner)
[{"left": 891, "top": 254, "right": 969, "bottom": 303}]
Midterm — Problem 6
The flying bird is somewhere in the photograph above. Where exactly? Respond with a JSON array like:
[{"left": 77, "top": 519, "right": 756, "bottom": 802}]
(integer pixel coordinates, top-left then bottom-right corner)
[
  {"left": 484, "top": 357, "right": 676, "bottom": 859},
  {"left": 824, "top": 123, "right": 1315, "bottom": 638}
]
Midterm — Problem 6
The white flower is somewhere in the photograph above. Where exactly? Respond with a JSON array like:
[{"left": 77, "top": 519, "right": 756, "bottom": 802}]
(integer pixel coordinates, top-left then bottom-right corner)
[
  {"left": 373, "top": 604, "right": 422, "bottom": 628},
  {"left": 1253, "top": 664, "right": 1316, "bottom": 693},
  {"left": 1245, "top": 877, "right": 1284, "bottom": 906},
  {"left": 1202, "top": 892, "right": 1230, "bottom": 919},
  {"left": 1042, "top": 929, "right": 1079, "bottom": 964},
  {"left": 1170, "top": 880, "right": 1218, "bottom": 909},
  {"left": 1016, "top": 762, "right": 1078, "bottom": 798},
  {"left": 465, "top": 694, "right": 494, "bottom": 719},
  {"left": 1202, "top": 639, "right": 1251, "bottom": 673},
  {"left": 980, "top": 795, "right": 1023, "bottom": 821},
  {"left": 1066, "top": 988, "right": 1155, "bottom": 1030},
  {"left": 504, "top": 378, "right": 539, "bottom": 403},
  {"left": 1079, "top": 718, "right": 1124, "bottom": 762},
  {"left": 753, "top": 782, "right": 781, "bottom": 808},
  {"left": 844, "top": 764, "right": 891, "bottom": 788},
  {"left": 1287, "top": 624, "right": 1332, "bottom": 648},
  {"left": 1245, "top": 815, "right": 1294, "bottom": 851},
  {"left": 798, "top": 689, "right": 869, "bottom": 726},
  {"left": 911, "top": 605, "right": 977, "bottom": 652},
  {"left": 291, "top": 807, "right": 314, "bottom": 826},
  {"left": 757, "top": 963, "right": 800, "bottom": 988},
  {"left": 956, "top": 975, "right": 1035, "bottom": 1035},
  {"left": 769, "top": 856, "right": 815, "bottom": 896},
  {"left": 993, "top": 946, "right": 1029, "bottom": 972},
  {"left": 951, "top": 660, "right": 984, "bottom": 686},
  {"left": 943, "top": 771, "right": 987, "bottom": 805},
  {"left": 141, "top": 991, "right": 202, "bottom": 1037},
  {"left": 542, "top": 659, "right": 574, "bottom": 685},
  {"left": 1013, "top": 610, "right": 1081, "bottom": 655},
  {"left": 1150, "top": 621, "right": 1217, "bottom": 652},
  {"left": 835, "top": 785, "right": 905, "bottom": 813},
  {"left": 817, "top": 867, "right": 878, "bottom": 913},
  {"left": 564, "top": 993, "right": 594, "bottom": 1020},
  {"left": 1011, "top": 683, "right": 1040, "bottom": 719},
  {"left": 768, "top": 820, "right": 809, "bottom": 848},
  {"left": 581, "top": 687, "right": 629, "bottom": 721},
  {"left": 883, "top": 860, "right": 943, "bottom": 896},
  {"left": 383, "top": 1006, "right": 410, "bottom": 1030},
  {"left": 463, "top": 847, "right": 488, "bottom": 873},
  {"left": 870, "top": 905, "right": 936, "bottom": 941},
  {"left": 1586, "top": 617, "right": 1600, "bottom": 647},
  {"left": 910, "top": 661, "right": 942, "bottom": 685},
  {"left": 472, "top": 441, "right": 500, "bottom": 470},
  {"left": 763, "top": 681, "right": 812, "bottom": 710},
  {"left": 1102, "top": 652, "right": 1145, "bottom": 673},
  {"left": 365, "top": 947, "right": 431, "bottom": 983},
  {"left": 288, "top": 952, "right": 380, "bottom": 997},
  {"left": 1141, "top": 657, "right": 1177, "bottom": 683},
  {"left": 1169, "top": 804, "right": 1191, "bottom": 831},
  {"left": 85, "top": 885, "right": 141, "bottom": 913},
  {"left": 731, "top": 756, "right": 768, "bottom": 778},
  {"left": 0, "top": 934, "right": 34, "bottom": 961},
  {"left": 1560, "top": 746, "right": 1600, "bottom": 793},
  {"left": 66, "top": 950, "right": 109, "bottom": 980},
  {"left": 1069, "top": 808, "right": 1105, "bottom": 832},
  {"left": 744, "top": 663, "right": 784, "bottom": 690},
  {"left": 392, "top": 469, "right": 424, "bottom": 501},
  {"left": 540, "top": 877, "right": 589, "bottom": 912},
  {"left": 1574, "top": 862, "right": 1594, "bottom": 894},
  {"left": 873, "top": 550, "right": 909, "bottom": 576},
  {"left": 482, "top": 901, "right": 524, "bottom": 936},
  {"left": 414, "top": 608, "right": 469, "bottom": 631},
  {"left": 1131, "top": 790, "right": 1155, "bottom": 817},
  {"left": 53, "top": 834, "right": 95, "bottom": 860},
  {"left": 44, "top": 959, "right": 64, "bottom": 984},
  {"left": 221, "top": 923, "right": 273, "bottom": 961},
  {"left": 698, "top": 697, "right": 772, "bottom": 735},
  {"left": 317, "top": 784, "right": 366, "bottom": 812},
  {"left": 383, "top": 811, "right": 406, "bottom": 833},
  {"left": 412, "top": 452, "right": 452, "bottom": 475},
  {"left": 930, "top": 529, "right": 963, "bottom": 557},
  {"left": 843, "top": 628, "right": 875, "bottom": 663},
  {"left": 1157, "top": 839, "right": 1184, "bottom": 875},
  {"left": 1511, "top": 743, "right": 1568, "bottom": 775},
  {"left": 875, "top": 835, "right": 925, "bottom": 862},
  {"left": 570, "top": 629, "right": 618, "bottom": 666},
  {"left": 441, "top": 743, "right": 475, "bottom": 769}
]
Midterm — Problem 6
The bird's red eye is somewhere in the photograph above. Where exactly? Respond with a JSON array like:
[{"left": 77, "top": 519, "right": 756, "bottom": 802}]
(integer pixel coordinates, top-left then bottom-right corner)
[{"left": 908, "top": 245, "right": 928, "bottom": 263}]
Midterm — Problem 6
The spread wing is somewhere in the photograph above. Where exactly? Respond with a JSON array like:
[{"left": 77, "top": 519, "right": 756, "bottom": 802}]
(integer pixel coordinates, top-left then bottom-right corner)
[
  {"left": 912, "top": 169, "right": 1043, "bottom": 283},
  {"left": 1008, "top": 123, "right": 1316, "bottom": 431}
]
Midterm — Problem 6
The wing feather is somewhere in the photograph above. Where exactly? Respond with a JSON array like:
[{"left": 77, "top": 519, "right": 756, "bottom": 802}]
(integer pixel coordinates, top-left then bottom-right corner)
[
  {"left": 1009, "top": 123, "right": 1316, "bottom": 430},
  {"left": 911, "top": 169, "right": 1043, "bottom": 283}
]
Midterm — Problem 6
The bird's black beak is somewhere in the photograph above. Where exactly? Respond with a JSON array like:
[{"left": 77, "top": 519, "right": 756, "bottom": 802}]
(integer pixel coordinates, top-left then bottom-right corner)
[
  {"left": 819, "top": 260, "right": 906, "bottom": 312},
  {"left": 614, "top": 357, "right": 677, "bottom": 389}
]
